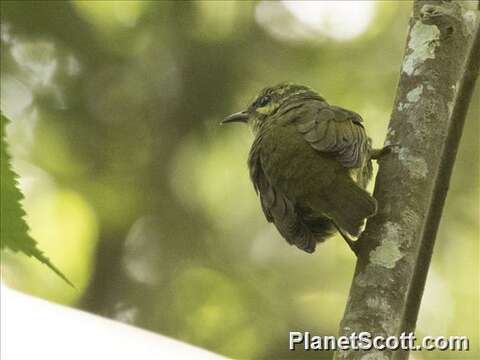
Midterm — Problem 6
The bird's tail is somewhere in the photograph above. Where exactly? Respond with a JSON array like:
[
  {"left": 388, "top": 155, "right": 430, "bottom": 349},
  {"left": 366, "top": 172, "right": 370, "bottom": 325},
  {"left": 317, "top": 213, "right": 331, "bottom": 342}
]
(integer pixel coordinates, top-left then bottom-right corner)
[{"left": 322, "top": 176, "right": 377, "bottom": 237}]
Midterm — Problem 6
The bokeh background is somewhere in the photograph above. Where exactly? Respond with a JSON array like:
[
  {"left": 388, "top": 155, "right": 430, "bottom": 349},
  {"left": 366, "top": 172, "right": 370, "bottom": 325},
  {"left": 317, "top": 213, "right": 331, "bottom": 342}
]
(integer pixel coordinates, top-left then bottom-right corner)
[{"left": 1, "top": 1, "right": 478, "bottom": 359}]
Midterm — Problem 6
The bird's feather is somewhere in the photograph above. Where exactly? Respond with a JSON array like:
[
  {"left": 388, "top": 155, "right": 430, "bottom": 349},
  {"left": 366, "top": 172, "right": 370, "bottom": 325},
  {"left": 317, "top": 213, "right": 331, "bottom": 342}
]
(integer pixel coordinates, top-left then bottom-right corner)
[
  {"left": 296, "top": 102, "right": 370, "bottom": 168},
  {"left": 248, "top": 136, "right": 318, "bottom": 252}
]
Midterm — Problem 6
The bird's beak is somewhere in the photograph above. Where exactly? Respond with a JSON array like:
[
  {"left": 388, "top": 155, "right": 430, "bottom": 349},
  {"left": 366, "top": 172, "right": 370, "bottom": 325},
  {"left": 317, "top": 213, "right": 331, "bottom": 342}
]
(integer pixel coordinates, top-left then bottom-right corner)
[{"left": 221, "top": 111, "right": 249, "bottom": 124}]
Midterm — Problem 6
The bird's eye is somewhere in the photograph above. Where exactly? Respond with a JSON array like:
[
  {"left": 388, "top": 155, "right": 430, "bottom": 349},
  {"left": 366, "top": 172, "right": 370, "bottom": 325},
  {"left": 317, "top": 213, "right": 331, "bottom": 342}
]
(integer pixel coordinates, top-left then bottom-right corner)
[{"left": 256, "top": 95, "right": 271, "bottom": 108}]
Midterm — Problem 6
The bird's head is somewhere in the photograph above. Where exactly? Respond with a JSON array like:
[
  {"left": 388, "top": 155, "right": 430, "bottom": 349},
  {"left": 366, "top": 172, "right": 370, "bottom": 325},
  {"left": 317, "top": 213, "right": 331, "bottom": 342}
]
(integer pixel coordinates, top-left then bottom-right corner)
[{"left": 222, "top": 83, "right": 324, "bottom": 133}]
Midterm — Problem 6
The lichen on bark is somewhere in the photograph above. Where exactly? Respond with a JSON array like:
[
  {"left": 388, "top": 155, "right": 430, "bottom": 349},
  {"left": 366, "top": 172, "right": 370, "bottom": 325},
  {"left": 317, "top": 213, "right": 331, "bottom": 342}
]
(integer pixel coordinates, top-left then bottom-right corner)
[{"left": 402, "top": 21, "right": 440, "bottom": 76}]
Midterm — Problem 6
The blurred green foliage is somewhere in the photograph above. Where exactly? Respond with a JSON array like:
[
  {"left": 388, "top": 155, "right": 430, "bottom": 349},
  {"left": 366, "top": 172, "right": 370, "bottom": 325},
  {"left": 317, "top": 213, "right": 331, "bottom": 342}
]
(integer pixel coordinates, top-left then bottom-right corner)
[{"left": 0, "top": 1, "right": 478, "bottom": 359}]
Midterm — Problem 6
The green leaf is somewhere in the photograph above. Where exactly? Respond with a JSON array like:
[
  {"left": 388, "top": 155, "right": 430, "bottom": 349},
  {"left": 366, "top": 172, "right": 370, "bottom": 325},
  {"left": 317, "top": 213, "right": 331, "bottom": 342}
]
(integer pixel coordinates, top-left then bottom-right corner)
[{"left": 1, "top": 112, "right": 74, "bottom": 287}]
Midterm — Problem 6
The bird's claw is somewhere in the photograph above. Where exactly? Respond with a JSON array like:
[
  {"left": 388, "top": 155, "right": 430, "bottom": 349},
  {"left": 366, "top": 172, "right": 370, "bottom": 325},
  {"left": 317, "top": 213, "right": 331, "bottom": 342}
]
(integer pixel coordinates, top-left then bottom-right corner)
[{"left": 370, "top": 144, "right": 399, "bottom": 160}]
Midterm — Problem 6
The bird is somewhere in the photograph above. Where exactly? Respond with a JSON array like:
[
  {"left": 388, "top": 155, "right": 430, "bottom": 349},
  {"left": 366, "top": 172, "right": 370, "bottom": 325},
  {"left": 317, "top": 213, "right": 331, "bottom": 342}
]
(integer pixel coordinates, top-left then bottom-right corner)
[{"left": 222, "top": 83, "right": 387, "bottom": 255}]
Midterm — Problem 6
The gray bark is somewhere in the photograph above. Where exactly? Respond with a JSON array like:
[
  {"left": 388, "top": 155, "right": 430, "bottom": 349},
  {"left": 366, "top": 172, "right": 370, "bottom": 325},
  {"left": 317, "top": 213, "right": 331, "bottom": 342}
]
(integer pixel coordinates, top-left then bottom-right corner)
[{"left": 336, "top": 1, "right": 480, "bottom": 359}]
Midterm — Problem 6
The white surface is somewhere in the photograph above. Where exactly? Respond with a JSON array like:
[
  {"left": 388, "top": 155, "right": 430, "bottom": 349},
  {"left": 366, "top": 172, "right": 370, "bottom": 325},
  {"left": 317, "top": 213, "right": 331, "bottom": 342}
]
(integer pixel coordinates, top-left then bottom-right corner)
[
  {"left": 282, "top": 0, "right": 375, "bottom": 40},
  {"left": 1, "top": 284, "right": 227, "bottom": 360}
]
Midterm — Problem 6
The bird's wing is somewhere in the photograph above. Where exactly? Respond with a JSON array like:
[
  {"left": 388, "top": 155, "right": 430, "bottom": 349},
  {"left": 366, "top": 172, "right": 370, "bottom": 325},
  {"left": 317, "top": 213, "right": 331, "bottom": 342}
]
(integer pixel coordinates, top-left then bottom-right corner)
[
  {"left": 248, "top": 136, "right": 316, "bottom": 252},
  {"left": 248, "top": 135, "right": 277, "bottom": 223},
  {"left": 296, "top": 103, "right": 370, "bottom": 168}
]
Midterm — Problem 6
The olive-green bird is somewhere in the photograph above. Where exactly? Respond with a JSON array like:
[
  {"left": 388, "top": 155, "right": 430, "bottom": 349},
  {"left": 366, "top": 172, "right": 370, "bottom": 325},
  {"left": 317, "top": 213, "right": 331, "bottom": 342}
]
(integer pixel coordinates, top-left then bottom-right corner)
[{"left": 222, "top": 83, "right": 385, "bottom": 255}]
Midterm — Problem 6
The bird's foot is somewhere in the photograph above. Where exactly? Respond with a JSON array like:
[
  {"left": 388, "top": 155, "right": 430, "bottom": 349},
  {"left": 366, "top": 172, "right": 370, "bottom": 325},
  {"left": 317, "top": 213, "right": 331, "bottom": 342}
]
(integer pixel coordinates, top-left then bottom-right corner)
[
  {"left": 344, "top": 236, "right": 360, "bottom": 257},
  {"left": 370, "top": 144, "right": 399, "bottom": 160},
  {"left": 333, "top": 223, "right": 361, "bottom": 257}
]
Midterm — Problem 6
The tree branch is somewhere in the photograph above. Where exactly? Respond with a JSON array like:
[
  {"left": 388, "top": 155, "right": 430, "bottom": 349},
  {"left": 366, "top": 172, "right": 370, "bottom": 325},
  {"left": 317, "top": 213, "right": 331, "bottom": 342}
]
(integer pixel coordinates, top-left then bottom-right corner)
[{"left": 336, "top": 1, "right": 480, "bottom": 359}]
